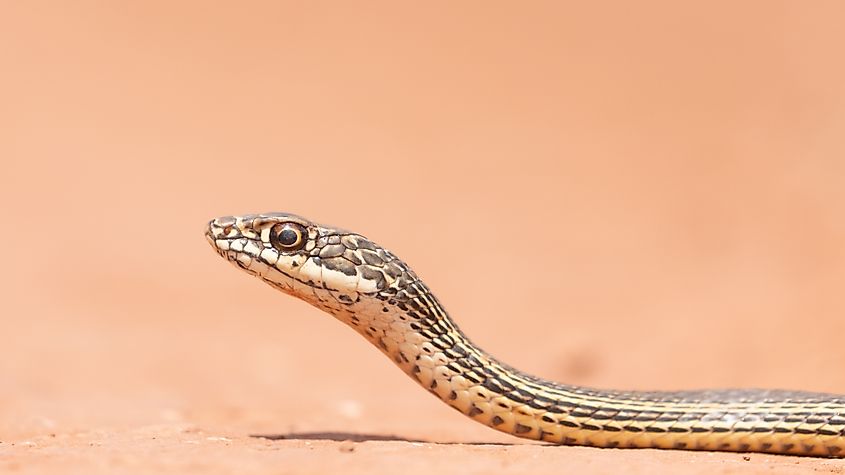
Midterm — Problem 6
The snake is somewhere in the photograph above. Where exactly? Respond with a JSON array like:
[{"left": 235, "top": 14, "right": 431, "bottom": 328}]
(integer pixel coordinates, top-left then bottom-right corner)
[{"left": 206, "top": 212, "right": 845, "bottom": 457}]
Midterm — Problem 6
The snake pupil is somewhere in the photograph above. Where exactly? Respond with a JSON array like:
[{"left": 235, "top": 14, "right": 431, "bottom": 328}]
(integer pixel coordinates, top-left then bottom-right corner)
[
  {"left": 279, "top": 228, "right": 298, "bottom": 245},
  {"left": 271, "top": 223, "right": 305, "bottom": 251}
]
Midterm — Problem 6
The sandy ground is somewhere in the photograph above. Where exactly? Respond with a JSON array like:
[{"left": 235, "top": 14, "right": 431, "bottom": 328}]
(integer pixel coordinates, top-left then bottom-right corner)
[{"left": 2, "top": 2, "right": 845, "bottom": 474}]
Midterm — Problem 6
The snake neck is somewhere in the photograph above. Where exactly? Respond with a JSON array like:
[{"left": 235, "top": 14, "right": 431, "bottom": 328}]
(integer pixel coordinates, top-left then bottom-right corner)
[
  {"left": 328, "top": 270, "right": 845, "bottom": 454},
  {"left": 331, "top": 270, "right": 597, "bottom": 436}
]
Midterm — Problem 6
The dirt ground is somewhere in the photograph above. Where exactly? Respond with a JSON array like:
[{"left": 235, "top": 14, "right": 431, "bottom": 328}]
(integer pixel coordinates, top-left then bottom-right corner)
[{"left": 2, "top": 2, "right": 845, "bottom": 474}]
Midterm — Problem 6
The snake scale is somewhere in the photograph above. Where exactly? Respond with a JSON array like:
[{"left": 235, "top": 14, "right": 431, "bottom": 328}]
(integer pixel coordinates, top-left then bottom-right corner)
[{"left": 206, "top": 212, "right": 845, "bottom": 457}]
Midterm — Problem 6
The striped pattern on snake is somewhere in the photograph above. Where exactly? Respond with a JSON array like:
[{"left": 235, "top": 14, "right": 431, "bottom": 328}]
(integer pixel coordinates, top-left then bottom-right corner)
[{"left": 206, "top": 212, "right": 845, "bottom": 457}]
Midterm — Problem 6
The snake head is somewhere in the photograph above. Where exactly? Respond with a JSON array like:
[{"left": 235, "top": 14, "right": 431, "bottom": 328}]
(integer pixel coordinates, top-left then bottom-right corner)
[{"left": 206, "top": 212, "right": 413, "bottom": 316}]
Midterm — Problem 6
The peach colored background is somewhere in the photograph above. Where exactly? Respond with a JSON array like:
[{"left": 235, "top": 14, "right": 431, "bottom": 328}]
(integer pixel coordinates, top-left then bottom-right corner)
[{"left": 1, "top": 2, "right": 844, "bottom": 474}]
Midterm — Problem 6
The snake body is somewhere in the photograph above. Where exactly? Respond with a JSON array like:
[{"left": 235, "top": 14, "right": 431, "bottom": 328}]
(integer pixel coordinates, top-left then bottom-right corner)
[{"left": 206, "top": 212, "right": 845, "bottom": 457}]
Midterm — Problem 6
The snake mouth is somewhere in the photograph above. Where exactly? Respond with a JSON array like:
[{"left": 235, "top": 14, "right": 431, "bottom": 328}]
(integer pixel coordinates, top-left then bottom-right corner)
[{"left": 204, "top": 229, "right": 217, "bottom": 249}]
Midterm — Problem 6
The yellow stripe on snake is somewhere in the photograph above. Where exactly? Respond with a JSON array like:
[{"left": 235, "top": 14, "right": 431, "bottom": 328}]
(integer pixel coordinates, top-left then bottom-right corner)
[{"left": 206, "top": 212, "right": 845, "bottom": 457}]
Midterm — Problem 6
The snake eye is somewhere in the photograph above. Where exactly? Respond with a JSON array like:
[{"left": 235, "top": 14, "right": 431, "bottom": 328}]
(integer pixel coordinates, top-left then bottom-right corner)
[{"left": 271, "top": 223, "right": 306, "bottom": 251}]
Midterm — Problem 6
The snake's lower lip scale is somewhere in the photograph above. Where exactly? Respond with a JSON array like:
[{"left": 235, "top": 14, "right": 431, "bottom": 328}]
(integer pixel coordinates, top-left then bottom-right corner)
[{"left": 208, "top": 211, "right": 845, "bottom": 458}]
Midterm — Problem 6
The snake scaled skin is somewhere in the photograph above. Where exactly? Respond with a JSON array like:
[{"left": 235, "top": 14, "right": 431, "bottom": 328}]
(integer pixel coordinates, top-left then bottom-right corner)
[{"left": 206, "top": 212, "right": 845, "bottom": 457}]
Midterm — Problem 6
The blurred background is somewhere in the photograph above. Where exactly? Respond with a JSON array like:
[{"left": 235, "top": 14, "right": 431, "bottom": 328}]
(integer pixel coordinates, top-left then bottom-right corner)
[{"left": 1, "top": 0, "right": 844, "bottom": 462}]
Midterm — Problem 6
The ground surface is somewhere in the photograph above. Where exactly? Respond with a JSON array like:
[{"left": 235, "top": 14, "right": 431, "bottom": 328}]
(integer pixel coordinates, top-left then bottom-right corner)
[{"left": 2, "top": 2, "right": 845, "bottom": 474}]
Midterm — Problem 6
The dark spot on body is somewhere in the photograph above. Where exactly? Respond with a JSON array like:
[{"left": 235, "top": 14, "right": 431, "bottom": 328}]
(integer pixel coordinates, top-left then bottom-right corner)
[{"left": 514, "top": 424, "right": 532, "bottom": 434}]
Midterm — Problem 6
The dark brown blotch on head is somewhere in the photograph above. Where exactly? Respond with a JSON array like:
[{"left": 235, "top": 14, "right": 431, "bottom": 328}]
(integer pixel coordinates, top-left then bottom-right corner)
[
  {"left": 324, "top": 257, "right": 358, "bottom": 276},
  {"left": 342, "top": 249, "right": 363, "bottom": 265},
  {"left": 491, "top": 415, "right": 504, "bottom": 426},
  {"left": 360, "top": 249, "right": 385, "bottom": 267},
  {"left": 319, "top": 244, "right": 346, "bottom": 259},
  {"left": 340, "top": 235, "right": 359, "bottom": 250},
  {"left": 355, "top": 238, "right": 378, "bottom": 251}
]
